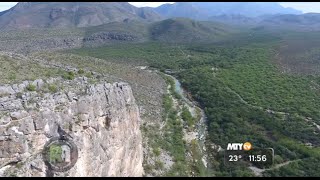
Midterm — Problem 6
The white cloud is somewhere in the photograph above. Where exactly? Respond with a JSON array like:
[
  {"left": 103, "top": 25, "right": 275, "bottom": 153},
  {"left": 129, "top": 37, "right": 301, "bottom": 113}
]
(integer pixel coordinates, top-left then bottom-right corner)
[
  {"left": 279, "top": 2, "right": 320, "bottom": 13},
  {"left": 130, "top": 2, "right": 320, "bottom": 13},
  {"left": 129, "top": 2, "right": 174, "bottom": 8},
  {"left": 1, "top": 2, "right": 320, "bottom": 13},
  {"left": 0, "top": 2, "right": 17, "bottom": 12}
]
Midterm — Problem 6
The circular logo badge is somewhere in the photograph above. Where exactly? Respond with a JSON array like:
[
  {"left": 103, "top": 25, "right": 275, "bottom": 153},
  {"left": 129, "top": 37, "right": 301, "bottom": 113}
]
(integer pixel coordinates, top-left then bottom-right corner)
[
  {"left": 243, "top": 142, "right": 252, "bottom": 151},
  {"left": 42, "top": 137, "right": 78, "bottom": 172}
]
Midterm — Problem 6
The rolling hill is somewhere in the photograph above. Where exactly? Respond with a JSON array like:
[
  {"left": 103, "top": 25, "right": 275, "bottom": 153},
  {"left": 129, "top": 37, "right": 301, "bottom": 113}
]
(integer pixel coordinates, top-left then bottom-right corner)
[
  {"left": 82, "top": 17, "right": 236, "bottom": 44},
  {"left": 148, "top": 18, "right": 234, "bottom": 43}
]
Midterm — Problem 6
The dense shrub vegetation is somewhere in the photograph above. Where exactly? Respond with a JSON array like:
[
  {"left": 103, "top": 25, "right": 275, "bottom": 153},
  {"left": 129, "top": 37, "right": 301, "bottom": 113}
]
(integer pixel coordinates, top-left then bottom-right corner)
[{"left": 69, "top": 30, "right": 320, "bottom": 176}]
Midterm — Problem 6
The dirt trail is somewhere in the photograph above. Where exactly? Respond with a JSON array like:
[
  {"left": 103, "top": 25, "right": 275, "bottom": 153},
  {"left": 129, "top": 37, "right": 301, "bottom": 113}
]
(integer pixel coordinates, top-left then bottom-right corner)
[
  {"left": 225, "top": 86, "right": 320, "bottom": 130},
  {"left": 249, "top": 158, "right": 303, "bottom": 176}
]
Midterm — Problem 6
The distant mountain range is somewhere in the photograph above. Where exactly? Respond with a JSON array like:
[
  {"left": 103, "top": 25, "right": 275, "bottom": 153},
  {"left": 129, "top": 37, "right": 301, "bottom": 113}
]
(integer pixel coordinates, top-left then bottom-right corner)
[
  {"left": 262, "top": 13, "right": 320, "bottom": 25},
  {"left": 0, "top": 2, "right": 320, "bottom": 34},
  {"left": 153, "top": 3, "right": 320, "bottom": 30},
  {"left": 0, "top": 2, "right": 305, "bottom": 29},
  {"left": 154, "top": 2, "right": 302, "bottom": 20}
]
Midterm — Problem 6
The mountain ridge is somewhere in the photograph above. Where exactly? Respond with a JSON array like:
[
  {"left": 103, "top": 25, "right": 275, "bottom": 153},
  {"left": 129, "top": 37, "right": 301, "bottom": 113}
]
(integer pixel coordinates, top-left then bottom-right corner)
[
  {"left": 0, "top": 2, "right": 163, "bottom": 29},
  {"left": 154, "top": 2, "right": 302, "bottom": 20}
]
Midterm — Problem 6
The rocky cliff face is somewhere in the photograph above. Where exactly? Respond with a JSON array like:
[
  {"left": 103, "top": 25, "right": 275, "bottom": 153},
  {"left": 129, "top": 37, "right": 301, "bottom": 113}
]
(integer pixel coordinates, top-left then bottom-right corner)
[{"left": 0, "top": 77, "right": 143, "bottom": 177}]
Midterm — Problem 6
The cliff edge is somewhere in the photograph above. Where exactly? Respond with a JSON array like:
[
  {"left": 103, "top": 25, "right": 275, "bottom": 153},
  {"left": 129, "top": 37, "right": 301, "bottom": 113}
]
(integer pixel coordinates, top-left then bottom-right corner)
[{"left": 0, "top": 77, "right": 143, "bottom": 177}]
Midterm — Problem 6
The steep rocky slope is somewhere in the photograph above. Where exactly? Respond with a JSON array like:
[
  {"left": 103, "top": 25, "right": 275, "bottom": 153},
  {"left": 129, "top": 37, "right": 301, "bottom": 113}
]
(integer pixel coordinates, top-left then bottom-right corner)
[{"left": 0, "top": 2, "right": 162, "bottom": 29}]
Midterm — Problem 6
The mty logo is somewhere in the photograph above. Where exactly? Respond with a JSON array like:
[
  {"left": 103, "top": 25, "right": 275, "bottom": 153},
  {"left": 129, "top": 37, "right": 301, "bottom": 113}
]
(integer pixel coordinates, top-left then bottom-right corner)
[{"left": 227, "top": 142, "right": 252, "bottom": 151}]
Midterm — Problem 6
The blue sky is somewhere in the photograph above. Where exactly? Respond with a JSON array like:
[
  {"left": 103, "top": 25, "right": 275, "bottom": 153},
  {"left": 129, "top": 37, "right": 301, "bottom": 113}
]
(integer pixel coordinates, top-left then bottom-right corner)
[{"left": 1, "top": 2, "right": 320, "bottom": 13}]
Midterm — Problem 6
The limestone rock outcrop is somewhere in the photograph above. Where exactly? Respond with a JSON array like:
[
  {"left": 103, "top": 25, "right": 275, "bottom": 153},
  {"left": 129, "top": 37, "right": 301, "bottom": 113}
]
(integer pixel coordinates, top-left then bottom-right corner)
[{"left": 0, "top": 77, "right": 143, "bottom": 177}]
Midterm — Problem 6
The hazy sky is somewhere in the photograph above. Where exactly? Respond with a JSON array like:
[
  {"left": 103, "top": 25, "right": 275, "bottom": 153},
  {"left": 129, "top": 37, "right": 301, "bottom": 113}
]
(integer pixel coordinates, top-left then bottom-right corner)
[
  {"left": 0, "top": 2, "right": 17, "bottom": 11},
  {"left": 1, "top": 2, "right": 320, "bottom": 13}
]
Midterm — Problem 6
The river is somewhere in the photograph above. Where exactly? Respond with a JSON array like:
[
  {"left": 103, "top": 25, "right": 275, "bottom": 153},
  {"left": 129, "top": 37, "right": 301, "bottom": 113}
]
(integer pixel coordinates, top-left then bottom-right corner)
[
  {"left": 138, "top": 66, "right": 212, "bottom": 174},
  {"left": 168, "top": 74, "right": 209, "bottom": 169}
]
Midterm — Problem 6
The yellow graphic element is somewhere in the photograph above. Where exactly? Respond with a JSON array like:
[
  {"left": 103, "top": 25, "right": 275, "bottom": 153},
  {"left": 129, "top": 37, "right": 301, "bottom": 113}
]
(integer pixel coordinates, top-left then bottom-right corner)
[{"left": 243, "top": 142, "right": 252, "bottom": 151}]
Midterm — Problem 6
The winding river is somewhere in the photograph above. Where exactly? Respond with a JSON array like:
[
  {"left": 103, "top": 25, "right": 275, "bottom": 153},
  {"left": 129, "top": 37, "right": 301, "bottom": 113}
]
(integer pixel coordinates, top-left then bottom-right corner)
[
  {"left": 139, "top": 66, "right": 211, "bottom": 174},
  {"left": 168, "top": 74, "right": 209, "bottom": 169}
]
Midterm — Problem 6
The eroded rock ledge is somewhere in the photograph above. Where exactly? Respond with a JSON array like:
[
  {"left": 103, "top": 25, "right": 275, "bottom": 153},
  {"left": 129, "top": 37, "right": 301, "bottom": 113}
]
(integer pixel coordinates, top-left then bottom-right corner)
[{"left": 0, "top": 77, "right": 143, "bottom": 177}]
